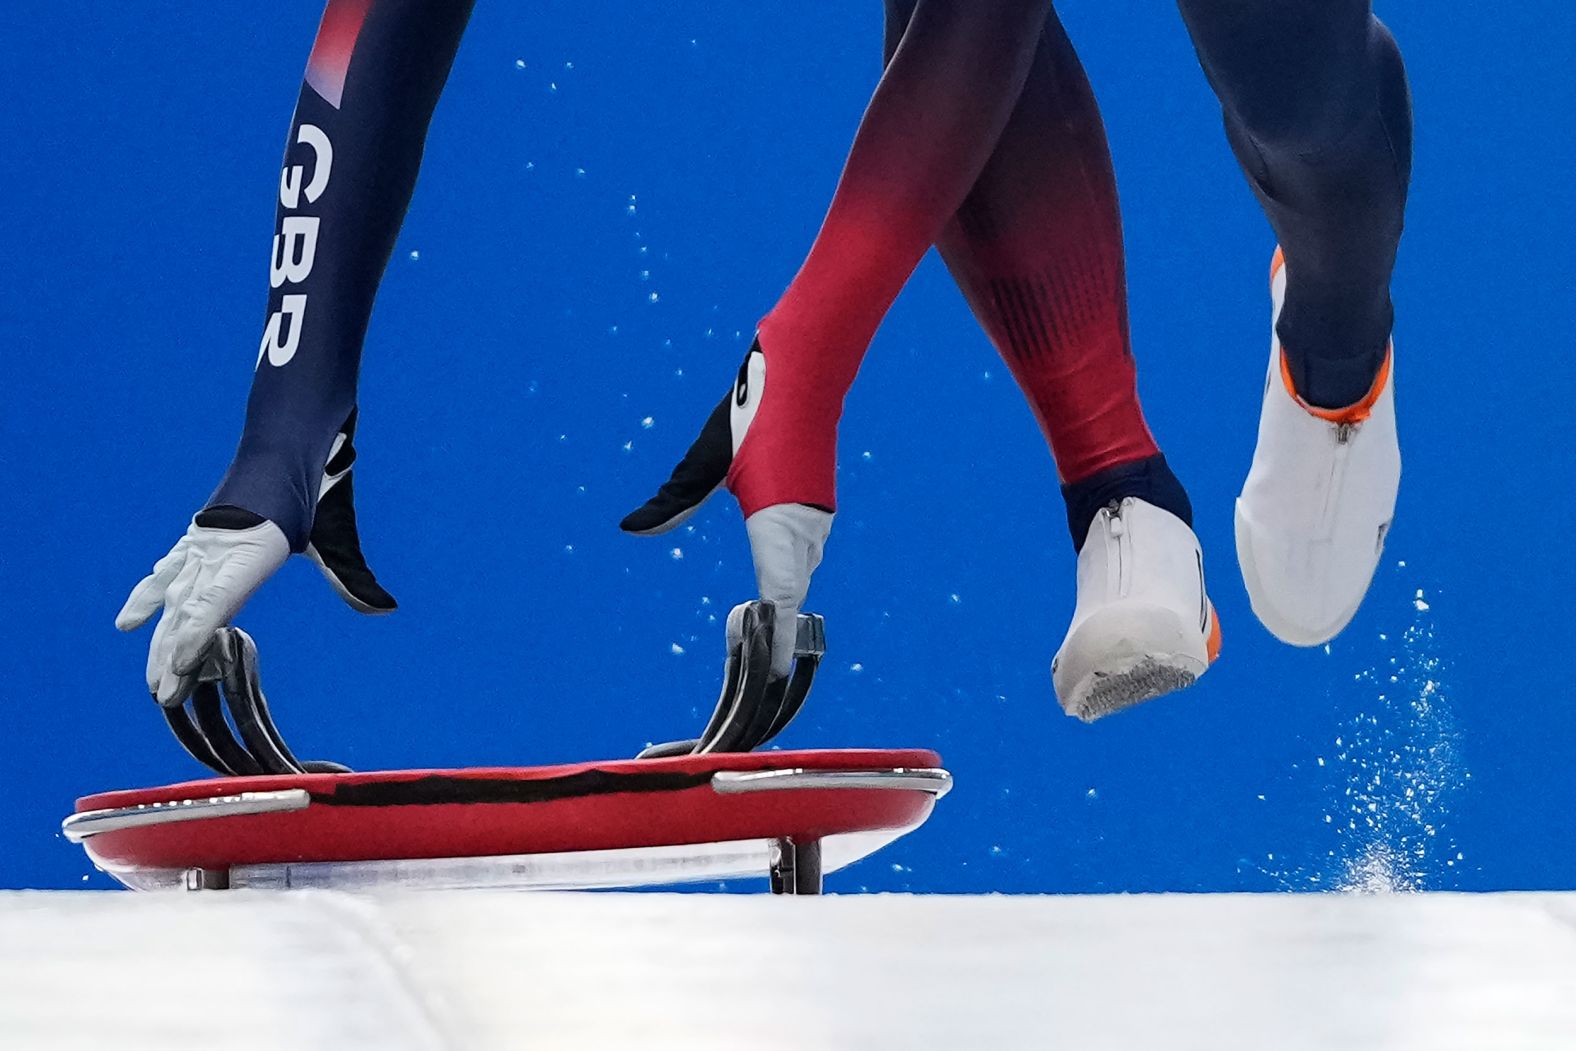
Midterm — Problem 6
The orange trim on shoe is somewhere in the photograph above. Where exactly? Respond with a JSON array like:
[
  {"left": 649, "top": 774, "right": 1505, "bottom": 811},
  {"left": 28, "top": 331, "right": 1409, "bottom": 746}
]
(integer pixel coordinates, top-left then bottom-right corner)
[
  {"left": 1278, "top": 345, "right": 1393, "bottom": 425},
  {"left": 1271, "top": 246, "right": 1393, "bottom": 425},
  {"left": 1206, "top": 602, "right": 1223, "bottom": 664}
]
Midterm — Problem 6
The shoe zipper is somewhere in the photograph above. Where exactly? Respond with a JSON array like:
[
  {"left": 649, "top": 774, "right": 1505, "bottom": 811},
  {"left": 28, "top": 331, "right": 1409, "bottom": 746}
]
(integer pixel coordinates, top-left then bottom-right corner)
[
  {"left": 1319, "top": 422, "right": 1360, "bottom": 535},
  {"left": 1105, "top": 499, "right": 1132, "bottom": 598}
]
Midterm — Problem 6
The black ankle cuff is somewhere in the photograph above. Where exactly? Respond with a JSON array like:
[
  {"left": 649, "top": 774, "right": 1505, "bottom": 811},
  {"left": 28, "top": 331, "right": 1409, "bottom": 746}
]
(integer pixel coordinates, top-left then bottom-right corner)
[{"left": 1061, "top": 454, "right": 1193, "bottom": 551}]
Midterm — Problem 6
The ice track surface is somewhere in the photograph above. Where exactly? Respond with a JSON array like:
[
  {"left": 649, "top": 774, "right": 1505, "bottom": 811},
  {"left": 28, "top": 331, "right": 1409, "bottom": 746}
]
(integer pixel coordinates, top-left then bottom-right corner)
[{"left": 5, "top": 890, "right": 1576, "bottom": 1050}]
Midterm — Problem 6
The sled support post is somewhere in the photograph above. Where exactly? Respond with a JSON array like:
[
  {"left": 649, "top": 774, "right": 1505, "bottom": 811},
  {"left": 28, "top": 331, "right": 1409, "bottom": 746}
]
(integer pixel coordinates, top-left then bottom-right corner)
[
  {"left": 770, "top": 837, "right": 823, "bottom": 896},
  {"left": 182, "top": 867, "right": 230, "bottom": 892}
]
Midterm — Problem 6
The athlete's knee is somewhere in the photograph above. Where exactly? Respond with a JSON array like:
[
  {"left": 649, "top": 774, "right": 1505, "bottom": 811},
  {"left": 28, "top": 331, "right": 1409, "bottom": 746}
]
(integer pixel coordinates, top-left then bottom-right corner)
[
  {"left": 881, "top": 0, "right": 920, "bottom": 63},
  {"left": 924, "top": 0, "right": 1046, "bottom": 13},
  {"left": 882, "top": 0, "right": 920, "bottom": 22},
  {"left": 1178, "top": 0, "right": 1372, "bottom": 33},
  {"left": 1179, "top": 0, "right": 1380, "bottom": 155},
  {"left": 909, "top": 0, "right": 1051, "bottom": 41}
]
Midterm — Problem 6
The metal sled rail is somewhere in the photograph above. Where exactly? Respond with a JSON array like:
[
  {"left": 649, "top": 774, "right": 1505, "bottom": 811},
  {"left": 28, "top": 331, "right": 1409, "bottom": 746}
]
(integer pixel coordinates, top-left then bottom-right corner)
[
  {"left": 711, "top": 768, "right": 952, "bottom": 797},
  {"left": 62, "top": 789, "right": 312, "bottom": 843}
]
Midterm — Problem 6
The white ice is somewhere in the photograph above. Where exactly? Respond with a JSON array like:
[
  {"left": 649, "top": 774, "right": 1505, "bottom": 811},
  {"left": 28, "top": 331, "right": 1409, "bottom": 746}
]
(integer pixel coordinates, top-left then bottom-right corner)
[{"left": 5, "top": 890, "right": 1576, "bottom": 1050}]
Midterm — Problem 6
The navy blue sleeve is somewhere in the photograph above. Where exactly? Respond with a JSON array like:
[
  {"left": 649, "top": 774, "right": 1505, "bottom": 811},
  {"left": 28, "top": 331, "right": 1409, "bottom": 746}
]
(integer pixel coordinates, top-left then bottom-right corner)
[{"left": 208, "top": 0, "right": 474, "bottom": 550}]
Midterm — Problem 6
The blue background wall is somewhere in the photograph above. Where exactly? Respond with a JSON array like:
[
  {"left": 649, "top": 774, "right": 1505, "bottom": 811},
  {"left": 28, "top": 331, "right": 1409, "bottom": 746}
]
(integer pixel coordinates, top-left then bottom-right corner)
[{"left": 5, "top": 1, "right": 1573, "bottom": 892}]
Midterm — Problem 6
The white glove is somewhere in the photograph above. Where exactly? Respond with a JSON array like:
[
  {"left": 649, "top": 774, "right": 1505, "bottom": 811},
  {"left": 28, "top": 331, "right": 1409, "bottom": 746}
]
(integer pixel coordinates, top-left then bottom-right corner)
[
  {"left": 744, "top": 504, "right": 831, "bottom": 677},
  {"left": 116, "top": 512, "right": 290, "bottom": 705}
]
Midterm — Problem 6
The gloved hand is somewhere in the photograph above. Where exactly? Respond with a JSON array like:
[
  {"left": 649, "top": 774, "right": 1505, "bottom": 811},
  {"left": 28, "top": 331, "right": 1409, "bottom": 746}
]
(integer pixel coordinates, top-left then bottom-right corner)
[
  {"left": 621, "top": 342, "right": 833, "bottom": 679},
  {"left": 116, "top": 418, "right": 395, "bottom": 706}
]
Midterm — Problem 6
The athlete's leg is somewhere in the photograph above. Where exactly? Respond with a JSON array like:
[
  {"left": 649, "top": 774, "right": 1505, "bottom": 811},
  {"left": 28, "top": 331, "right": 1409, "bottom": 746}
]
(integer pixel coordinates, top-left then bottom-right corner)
[
  {"left": 210, "top": 0, "right": 474, "bottom": 549},
  {"left": 880, "top": 2, "right": 1192, "bottom": 548},
  {"left": 1181, "top": 1, "right": 1413, "bottom": 645},
  {"left": 729, "top": 0, "right": 1051, "bottom": 517},
  {"left": 1177, "top": 0, "right": 1412, "bottom": 409},
  {"left": 877, "top": 0, "right": 1216, "bottom": 719}
]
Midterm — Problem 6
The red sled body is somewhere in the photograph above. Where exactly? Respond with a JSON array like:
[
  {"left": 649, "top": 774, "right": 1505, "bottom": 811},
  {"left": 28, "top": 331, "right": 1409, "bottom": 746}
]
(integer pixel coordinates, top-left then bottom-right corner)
[{"left": 66, "top": 749, "right": 951, "bottom": 894}]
